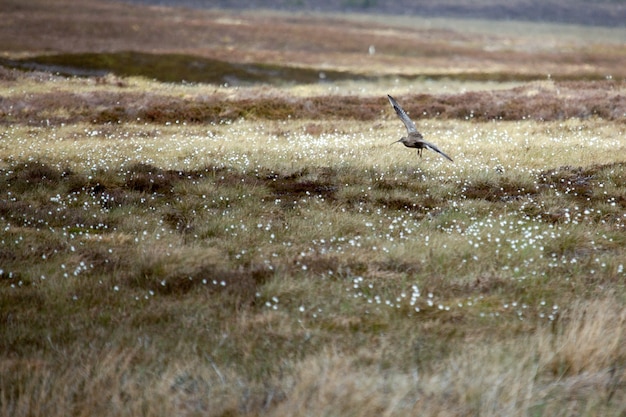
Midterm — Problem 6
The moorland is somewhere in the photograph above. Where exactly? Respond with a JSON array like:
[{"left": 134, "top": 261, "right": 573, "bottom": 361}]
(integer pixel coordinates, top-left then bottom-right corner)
[{"left": 1, "top": 1, "right": 626, "bottom": 416}]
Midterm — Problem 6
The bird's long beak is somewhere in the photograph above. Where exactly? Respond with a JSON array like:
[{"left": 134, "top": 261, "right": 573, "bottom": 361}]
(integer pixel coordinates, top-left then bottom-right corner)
[{"left": 390, "top": 139, "right": 402, "bottom": 145}]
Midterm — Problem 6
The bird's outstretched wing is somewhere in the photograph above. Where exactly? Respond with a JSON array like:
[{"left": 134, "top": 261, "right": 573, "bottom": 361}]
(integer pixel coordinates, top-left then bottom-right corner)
[
  {"left": 422, "top": 140, "right": 454, "bottom": 162},
  {"left": 388, "top": 94, "right": 417, "bottom": 134}
]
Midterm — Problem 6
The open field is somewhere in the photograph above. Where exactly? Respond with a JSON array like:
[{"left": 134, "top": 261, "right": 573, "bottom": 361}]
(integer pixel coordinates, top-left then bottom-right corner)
[
  {"left": 3, "top": 0, "right": 626, "bottom": 81},
  {"left": 1, "top": 1, "right": 626, "bottom": 416},
  {"left": 124, "top": 0, "right": 626, "bottom": 27}
]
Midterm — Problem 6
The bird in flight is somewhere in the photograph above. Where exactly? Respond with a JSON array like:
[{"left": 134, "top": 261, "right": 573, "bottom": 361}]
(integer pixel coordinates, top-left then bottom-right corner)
[{"left": 387, "top": 94, "right": 453, "bottom": 162}]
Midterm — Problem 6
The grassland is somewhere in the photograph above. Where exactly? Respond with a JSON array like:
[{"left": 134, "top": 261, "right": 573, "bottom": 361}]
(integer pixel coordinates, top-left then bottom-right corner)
[{"left": 1, "top": 1, "right": 626, "bottom": 416}]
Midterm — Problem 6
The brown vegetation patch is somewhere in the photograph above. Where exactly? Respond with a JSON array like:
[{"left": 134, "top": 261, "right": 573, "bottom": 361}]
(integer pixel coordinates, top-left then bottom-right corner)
[
  {"left": 0, "top": 161, "right": 219, "bottom": 231},
  {"left": 268, "top": 176, "right": 338, "bottom": 206},
  {"left": 397, "top": 81, "right": 626, "bottom": 122},
  {"left": 4, "top": 80, "right": 624, "bottom": 127},
  {"left": 537, "top": 162, "right": 626, "bottom": 207},
  {"left": 0, "top": 270, "right": 29, "bottom": 289},
  {"left": 124, "top": 162, "right": 187, "bottom": 194},
  {"left": 538, "top": 165, "right": 595, "bottom": 198},
  {"left": 74, "top": 243, "right": 128, "bottom": 274},
  {"left": 295, "top": 254, "right": 343, "bottom": 275},
  {"left": 373, "top": 177, "right": 432, "bottom": 195},
  {"left": 0, "top": 198, "right": 112, "bottom": 232},
  {"left": 0, "top": 162, "right": 65, "bottom": 192},
  {"left": 461, "top": 177, "right": 536, "bottom": 202},
  {"left": 130, "top": 263, "right": 273, "bottom": 308},
  {"left": 135, "top": 95, "right": 384, "bottom": 124},
  {"left": 466, "top": 273, "right": 522, "bottom": 296},
  {"left": 374, "top": 197, "right": 431, "bottom": 215},
  {"left": 373, "top": 259, "right": 422, "bottom": 275},
  {"left": 162, "top": 209, "right": 194, "bottom": 234},
  {"left": 290, "top": 253, "right": 373, "bottom": 278}
]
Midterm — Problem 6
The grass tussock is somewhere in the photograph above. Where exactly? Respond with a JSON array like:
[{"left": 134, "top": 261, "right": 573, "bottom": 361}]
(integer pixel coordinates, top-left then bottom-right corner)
[{"left": 540, "top": 298, "right": 626, "bottom": 376}]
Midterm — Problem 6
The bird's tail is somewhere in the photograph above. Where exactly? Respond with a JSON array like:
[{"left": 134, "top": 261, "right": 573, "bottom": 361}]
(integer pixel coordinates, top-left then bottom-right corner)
[{"left": 424, "top": 142, "right": 454, "bottom": 162}]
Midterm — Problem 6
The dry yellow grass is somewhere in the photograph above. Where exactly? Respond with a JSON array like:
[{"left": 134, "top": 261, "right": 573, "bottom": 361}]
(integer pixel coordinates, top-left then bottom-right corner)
[{"left": 3, "top": 300, "right": 624, "bottom": 417}]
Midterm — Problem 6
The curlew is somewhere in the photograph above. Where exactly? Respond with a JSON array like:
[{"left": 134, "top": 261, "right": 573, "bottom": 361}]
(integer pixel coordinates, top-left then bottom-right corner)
[{"left": 387, "top": 94, "right": 453, "bottom": 162}]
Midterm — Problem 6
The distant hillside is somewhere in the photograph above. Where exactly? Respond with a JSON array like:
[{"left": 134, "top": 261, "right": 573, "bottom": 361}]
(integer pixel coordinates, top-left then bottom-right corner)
[{"left": 121, "top": 0, "right": 626, "bottom": 27}]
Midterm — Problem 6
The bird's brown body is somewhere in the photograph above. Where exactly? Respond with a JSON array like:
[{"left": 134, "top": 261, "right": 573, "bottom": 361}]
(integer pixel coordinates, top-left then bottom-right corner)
[{"left": 387, "top": 95, "right": 453, "bottom": 162}]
